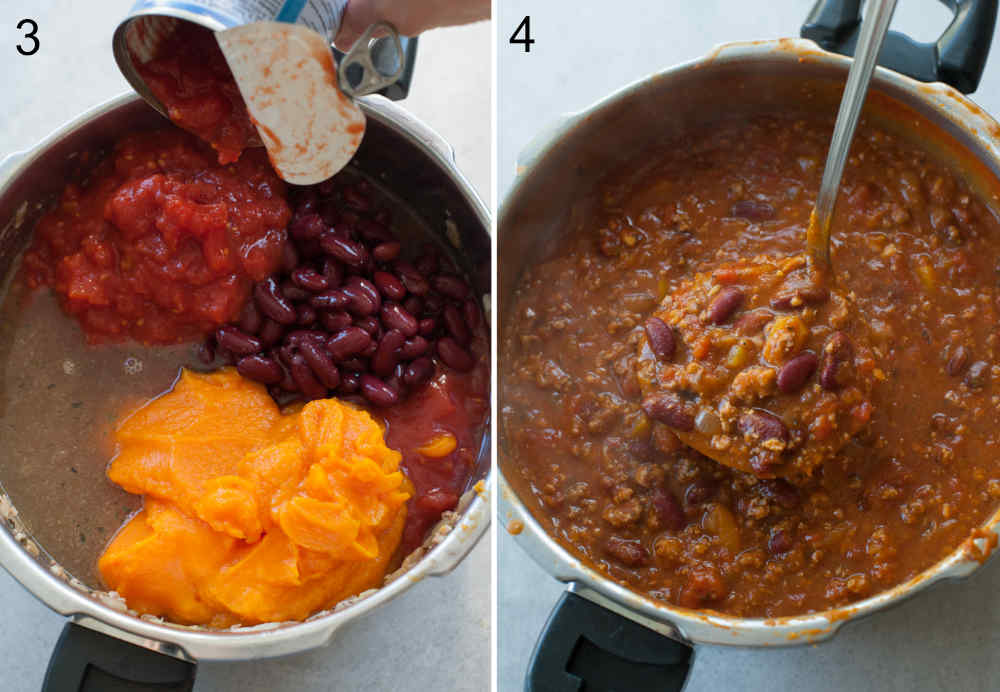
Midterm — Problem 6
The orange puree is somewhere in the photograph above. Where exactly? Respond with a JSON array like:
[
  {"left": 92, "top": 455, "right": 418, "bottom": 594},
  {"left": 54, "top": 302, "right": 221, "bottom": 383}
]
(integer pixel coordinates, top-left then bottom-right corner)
[{"left": 98, "top": 368, "right": 411, "bottom": 626}]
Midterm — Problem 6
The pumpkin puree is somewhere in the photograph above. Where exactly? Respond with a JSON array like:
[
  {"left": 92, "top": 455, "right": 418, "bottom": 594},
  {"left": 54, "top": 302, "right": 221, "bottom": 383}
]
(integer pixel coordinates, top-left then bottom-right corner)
[{"left": 98, "top": 368, "right": 411, "bottom": 626}]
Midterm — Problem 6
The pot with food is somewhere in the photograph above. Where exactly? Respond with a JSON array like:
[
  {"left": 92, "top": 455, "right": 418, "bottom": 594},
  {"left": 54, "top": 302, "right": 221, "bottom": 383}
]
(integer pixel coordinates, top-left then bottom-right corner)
[{"left": 500, "top": 7, "right": 1000, "bottom": 689}]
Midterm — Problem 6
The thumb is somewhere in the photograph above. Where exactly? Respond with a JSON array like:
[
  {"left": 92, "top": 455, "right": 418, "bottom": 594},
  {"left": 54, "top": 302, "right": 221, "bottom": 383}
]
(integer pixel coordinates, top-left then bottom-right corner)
[{"left": 334, "top": 0, "right": 489, "bottom": 50}]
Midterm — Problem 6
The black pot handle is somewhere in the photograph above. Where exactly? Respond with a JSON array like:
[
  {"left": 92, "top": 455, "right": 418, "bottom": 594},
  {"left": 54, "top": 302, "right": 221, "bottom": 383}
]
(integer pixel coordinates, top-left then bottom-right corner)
[
  {"left": 42, "top": 621, "right": 196, "bottom": 692},
  {"left": 525, "top": 592, "right": 693, "bottom": 692},
  {"left": 801, "top": 0, "right": 998, "bottom": 93}
]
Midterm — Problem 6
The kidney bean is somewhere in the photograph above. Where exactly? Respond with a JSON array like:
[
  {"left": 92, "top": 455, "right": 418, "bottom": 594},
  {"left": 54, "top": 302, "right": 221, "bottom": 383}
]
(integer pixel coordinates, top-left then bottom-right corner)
[
  {"left": 361, "top": 338, "right": 379, "bottom": 358},
  {"left": 357, "top": 217, "right": 395, "bottom": 244},
  {"left": 730, "top": 199, "right": 775, "bottom": 221},
  {"left": 965, "top": 360, "right": 991, "bottom": 389},
  {"left": 255, "top": 278, "right": 298, "bottom": 325},
  {"left": 397, "top": 336, "right": 430, "bottom": 360},
  {"left": 431, "top": 273, "right": 471, "bottom": 300},
  {"left": 946, "top": 345, "right": 970, "bottom": 376},
  {"left": 289, "top": 354, "right": 328, "bottom": 401},
  {"left": 355, "top": 316, "right": 381, "bottom": 336},
  {"left": 705, "top": 286, "right": 744, "bottom": 324},
  {"left": 777, "top": 351, "right": 818, "bottom": 393},
  {"left": 820, "top": 331, "right": 853, "bottom": 390},
  {"left": 342, "top": 184, "right": 371, "bottom": 212},
  {"left": 771, "top": 284, "right": 829, "bottom": 310},
  {"left": 403, "top": 357, "right": 435, "bottom": 387},
  {"left": 437, "top": 336, "right": 476, "bottom": 372},
  {"left": 642, "top": 392, "right": 694, "bottom": 431},
  {"left": 291, "top": 266, "right": 329, "bottom": 292},
  {"left": 299, "top": 340, "right": 341, "bottom": 389},
  {"left": 415, "top": 252, "right": 440, "bottom": 276},
  {"left": 734, "top": 310, "right": 772, "bottom": 335},
  {"left": 685, "top": 479, "right": 717, "bottom": 505},
  {"left": 281, "top": 280, "right": 309, "bottom": 302},
  {"left": 347, "top": 276, "right": 381, "bottom": 314},
  {"left": 360, "top": 374, "right": 399, "bottom": 407},
  {"left": 322, "top": 258, "right": 344, "bottom": 289},
  {"left": 381, "top": 302, "right": 419, "bottom": 337},
  {"left": 419, "top": 317, "right": 437, "bottom": 336},
  {"left": 605, "top": 536, "right": 649, "bottom": 567},
  {"left": 197, "top": 340, "right": 215, "bottom": 364},
  {"left": 293, "top": 303, "right": 315, "bottom": 325},
  {"left": 236, "top": 355, "right": 284, "bottom": 385},
  {"left": 340, "top": 357, "right": 368, "bottom": 372},
  {"left": 644, "top": 317, "right": 675, "bottom": 361},
  {"left": 395, "top": 262, "right": 430, "bottom": 295},
  {"left": 216, "top": 326, "right": 263, "bottom": 356},
  {"left": 443, "top": 304, "right": 471, "bottom": 346},
  {"left": 372, "top": 329, "right": 406, "bottom": 376},
  {"left": 238, "top": 300, "right": 263, "bottom": 335},
  {"left": 278, "top": 364, "right": 297, "bottom": 392},
  {"left": 327, "top": 327, "right": 372, "bottom": 361},
  {"left": 373, "top": 270, "right": 407, "bottom": 301},
  {"left": 310, "top": 289, "right": 350, "bottom": 311},
  {"left": 738, "top": 409, "right": 789, "bottom": 443},
  {"left": 762, "top": 479, "right": 800, "bottom": 508},
  {"left": 338, "top": 370, "right": 362, "bottom": 394},
  {"left": 651, "top": 488, "right": 686, "bottom": 530},
  {"left": 258, "top": 318, "right": 286, "bottom": 347},
  {"left": 320, "top": 310, "right": 352, "bottom": 331},
  {"left": 289, "top": 212, "right": 326, "bottom": 240},
  {"left": 423, "top": 292, "right": 444, "bottom": 314},
  {"left": 281, "top": 242, "right": 300, "bottom": 274},
  {"left": 403, "top": 295, "right": 424, "bottom": 316},
  {"left": 373, "top": 241, "right": 401, "bottom": 263},
  {"left": 321, "top": 233, "right": 369, "bottom": 268},
  {"left": 768, "top": 529, "right": 793, "bottom": 554},
  {"left": 463, "top": 298, "right": 482, "bottom": 330}
]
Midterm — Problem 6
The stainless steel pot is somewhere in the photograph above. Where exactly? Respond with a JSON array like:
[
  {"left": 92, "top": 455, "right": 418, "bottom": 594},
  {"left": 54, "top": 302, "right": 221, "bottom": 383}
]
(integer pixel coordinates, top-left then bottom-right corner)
[
  {"left": 0, "top": 92, "right": 490, "bottom": 686},
  {"left": 499, "top": 25, "right": 1000, "bottom": 692}
]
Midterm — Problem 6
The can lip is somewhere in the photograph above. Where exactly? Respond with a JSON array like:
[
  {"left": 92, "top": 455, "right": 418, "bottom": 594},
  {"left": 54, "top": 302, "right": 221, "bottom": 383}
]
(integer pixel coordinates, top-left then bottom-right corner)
[
  {"left": 498, "top": 36, "right": 1000, "bottom": 648},
  {"left": 0, "top": 91, "right": 492, "bottom": 661}
]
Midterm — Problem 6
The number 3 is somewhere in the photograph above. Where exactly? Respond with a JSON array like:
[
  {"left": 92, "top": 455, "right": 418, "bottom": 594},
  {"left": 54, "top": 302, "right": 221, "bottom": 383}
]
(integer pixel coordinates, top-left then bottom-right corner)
[{"left": 17, "top": 18, "right": 39, "bottom": 56}]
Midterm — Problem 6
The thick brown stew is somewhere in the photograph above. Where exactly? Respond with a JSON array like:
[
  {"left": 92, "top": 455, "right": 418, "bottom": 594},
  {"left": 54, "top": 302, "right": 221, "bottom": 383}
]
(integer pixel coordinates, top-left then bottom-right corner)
[{"left": 501, "top": 113, "right": 1000, "bottom": 617}]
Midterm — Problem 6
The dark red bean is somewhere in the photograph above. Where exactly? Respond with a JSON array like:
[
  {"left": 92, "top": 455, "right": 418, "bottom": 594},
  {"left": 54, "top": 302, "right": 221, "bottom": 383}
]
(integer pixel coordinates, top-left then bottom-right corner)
[
  {"left": 319, "top": 310, "right": 352, "bottom": 331},
  {"left": 281, "top": 242, "right": 300, "bottom": 274},
  {"left": 685, "top": 479, "right": 717, "bottom": 505},
  {"left": 278, "top": 364, "right": 297, "bottom": 392},
  {"left": 289, "top": 355, "right": 327, "bottom": 401},
  {"left": 197, "top": 340, "right": 215, "bottom": 364},
  {"left": 373, "top": 329, "right": 406, "bottom": 376},
  {"left": 415, "top": 252, "right": 440, "bottom": 276},
  {"left": 762, "top": 479, "right": 800, "bottom": 509},
  {"left": 419, "top": 317, "right": 437, "bottom": 336},
  {"left": 296, "top": 304, "right": 317, "bottom": 326},
  {"left": 299, "top": 340, "right": 341, "bottom": 389},
  {"left": 820, "top": 332, "right": 853, "bottom": 390},
  {"left": 730, "top": 199, "right": 775, "bottom": 221},
  {"left": 443, "top": 304, "right": 471, "bottom": 346},
  {"left": 381, "top": 302, "right": 419, "bottom": 337},
  {"left": 310, "top": 289, "right": 350, "bottom": 311},
  {"left": 777, "top": 351, "right": 818, "bottom": 394},
  {"left": 395, "top": 262, "right": 429, "bottom": 295},
  {"left": 327, "top": 327, "right": 372, "bottom": 361},
  {"left": 771, "top": 284, "right": 830, "bottom": 310},
  {"left": 237, "top": 355, "right": 284, "bottom": 385},
  {"left": 255, "top": 278, "right": 297, "bottom": 325},
  {"left": 437, "top": 336, "right": 475, "bottom": 372},
  {"left": 403, "top": 357, "right": 435, "bottom": 387},
  {"left": 339, "top": 370, "right": 362, "bottom": 394},
  {"left": 423, "top": 293, "right": 445, "bottom": 314},
  {"left": 357, "top": 217, "right": 395, "bottom": 243},
  {"left": 644, "top": 317, "right": 675, "bottom": 361},
  {"left": 734, "top": 310, "right": 772, "bottom": 335},
  {"left": 768, "top": 529, "right": 792, "bottom": 555},
  {"left": 397, "top": 336, "right": 429, "bottom": 360},
  {"left": 343, "top": 277, "right": 381, "bottom": 316},
  {"left": 238, "top": 300, "right": 263, "bottom": 335},
  {"left": 361, "top": 338, "right": 379, "bottom": 358},
  {"left": 651, "top": 488, "right": 686, "bottom": 530},
  {"left": 738, "top": 409, "right": 789, "bottom": 443},
  {"left": 360, "top": 374, "right": 399, "bottom": 407},
  {"left": 289, "top": 212, "right": 326, "bottom": 240},
  {"left": 281, "top": 280, "right": 309, "bottom": 302},
  {"left": 403, "top": 295, "right": 424, "bottom": 316},
  {"left": 340, "top": 357, "right": 368, "bottom": 372},
  {"left": 705, "top": 287, "right": 744, "bottom": 324},
  {"left": 946, "top": 346, "right": 970, "bottom": 377},
  {"left": 342, "top": 185, "right": 371, "bottom": 212},
  {"left": 355, "top": 316, "right": 381, "bottom": 336},
  {"left": 291, "top": 267, "right": 329, "bottom": 292},
  {"left": 642, "top": 392, "right": 694, "bottom": 431},
  {"left": 321, "top": 233, "right": 369, "bottom": 268},
  {"left": 318, "top": 200, "right": 341, "bottom": 227},
  {"left": 322, "top": 258, "right": 344, "bottom": 289},
  {"left": 216, "top": 326, "right": 263, "bottom": 356},
  {"left": 431, "top": 273, "right": 470, "bottom": 300},
  {"left": 373, "top": 270, "right": 406, "bottom": 301},
  {"left": 284, "top": 329, "right": 327, "bottom": 348},
  {"left": 463, "top": 298, "right": 482, "bottom": 330},
  {"left": 258, "top": 318, "right": 285, "bottom": 347},
  {"left": 373, "top": 241, "right": 401, "bottom": 263},
  {"left": 605, "top": 536, "right": 649, "bottom": 567}
]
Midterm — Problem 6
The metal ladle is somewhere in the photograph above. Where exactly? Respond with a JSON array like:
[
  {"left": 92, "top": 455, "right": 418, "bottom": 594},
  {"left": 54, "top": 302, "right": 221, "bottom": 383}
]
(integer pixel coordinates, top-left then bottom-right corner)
[{"left": 807, "top": 0, "right": 899, "bottom": 270}]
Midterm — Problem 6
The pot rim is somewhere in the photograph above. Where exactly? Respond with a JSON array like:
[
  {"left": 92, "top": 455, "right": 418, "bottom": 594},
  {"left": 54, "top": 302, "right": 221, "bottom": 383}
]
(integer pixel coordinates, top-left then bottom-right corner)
[
  {"left": 0, "top": 91, "right": 492, "bottom": 662},
  {"left": 498, "top": 37, "right": 1000, "bottom": 648}
]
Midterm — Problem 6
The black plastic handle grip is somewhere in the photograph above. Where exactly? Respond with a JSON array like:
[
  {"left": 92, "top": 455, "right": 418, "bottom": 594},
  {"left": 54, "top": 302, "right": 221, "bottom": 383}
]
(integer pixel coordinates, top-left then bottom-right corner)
[
  {"left": 525, "top": 592, "right": 693, "bottom": 692},
  {"left": 42, "top": 622, "right": 196, "bottom": 692},
  {"left": 801, "top": 0, "right": 998, "bottom": 93}
]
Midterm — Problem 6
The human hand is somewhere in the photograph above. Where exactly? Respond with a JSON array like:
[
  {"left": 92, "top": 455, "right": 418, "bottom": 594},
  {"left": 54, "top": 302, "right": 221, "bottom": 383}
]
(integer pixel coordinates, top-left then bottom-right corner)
[{"left": 334, "top": 0, "right": 490, "bottom": 48}]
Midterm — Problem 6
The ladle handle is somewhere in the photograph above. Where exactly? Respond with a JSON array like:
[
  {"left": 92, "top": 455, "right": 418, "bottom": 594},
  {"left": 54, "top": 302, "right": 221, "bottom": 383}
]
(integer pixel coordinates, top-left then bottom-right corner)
[
  {"left": 42, "top": 622, "right": 196, "bottom": 692},
  {"left": 525, "top": 591, "right": 692, "bottom": 692},
  {"left": 809, "top": 0, "right": 898, "bottom": 269}
]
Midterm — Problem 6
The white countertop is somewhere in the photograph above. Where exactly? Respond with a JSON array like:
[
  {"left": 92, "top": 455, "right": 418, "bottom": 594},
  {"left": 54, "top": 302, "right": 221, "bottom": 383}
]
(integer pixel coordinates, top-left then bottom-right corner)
[
  {"left": 0, "top": 1, "right": 490, "bottom": 690},
  {"left": 498, "top": 1, "right": 1000, "bottom": 690}
]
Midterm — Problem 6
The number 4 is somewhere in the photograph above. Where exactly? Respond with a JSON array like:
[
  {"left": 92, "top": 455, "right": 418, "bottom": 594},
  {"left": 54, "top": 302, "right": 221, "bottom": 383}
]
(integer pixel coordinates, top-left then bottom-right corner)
[{"left": 510, "top": 16, "right": 534, "bottom": 53}]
